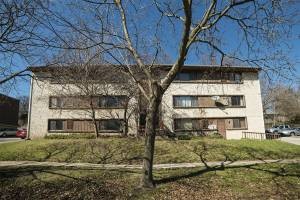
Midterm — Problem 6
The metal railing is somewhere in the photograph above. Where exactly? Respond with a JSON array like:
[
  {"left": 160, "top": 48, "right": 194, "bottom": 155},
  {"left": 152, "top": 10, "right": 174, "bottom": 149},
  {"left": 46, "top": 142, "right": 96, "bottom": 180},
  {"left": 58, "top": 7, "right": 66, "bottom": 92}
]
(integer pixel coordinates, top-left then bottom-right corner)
[{"left": 242, "top": 131, "right": 280, "bottom": 140}]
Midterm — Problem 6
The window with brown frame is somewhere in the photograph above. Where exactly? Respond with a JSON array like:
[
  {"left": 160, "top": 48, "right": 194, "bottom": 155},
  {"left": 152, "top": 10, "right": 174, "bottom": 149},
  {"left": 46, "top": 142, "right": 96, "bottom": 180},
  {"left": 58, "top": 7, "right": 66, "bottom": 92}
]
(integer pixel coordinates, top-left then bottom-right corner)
[
  {"left": 48, "top": 119, "right": 123, "bottom": 132},
  {"left": 49, "top": 120, "right": 63, "bottom": 131},
  {"left": 174, "top": 117, "right": 247, "bottom": 131},
  {"left": 225, "top": 118, "right": 246, "bottom": 129},
  {"left": 49, "top": 96, "right": 127, "bottom": 109},
  {"left": 173, "top": 95, "right": 245, "bottom": 108},
  {"left": 175, "top": 71, "right": 242, "bottom": 83}
]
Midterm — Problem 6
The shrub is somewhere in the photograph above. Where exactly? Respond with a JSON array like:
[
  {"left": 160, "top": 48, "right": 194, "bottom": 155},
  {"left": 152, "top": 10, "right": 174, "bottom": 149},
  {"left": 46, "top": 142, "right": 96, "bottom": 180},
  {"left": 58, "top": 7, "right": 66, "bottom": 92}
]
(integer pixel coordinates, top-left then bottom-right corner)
[
  {"left": 45, "top": 133, "right": 96, "bottom": 139},
  {"left": 177, "top": 134, "right": 192, "bottom": 140},
  {"left": 207, "top": 132, "right": 224, "bottom": 139}
]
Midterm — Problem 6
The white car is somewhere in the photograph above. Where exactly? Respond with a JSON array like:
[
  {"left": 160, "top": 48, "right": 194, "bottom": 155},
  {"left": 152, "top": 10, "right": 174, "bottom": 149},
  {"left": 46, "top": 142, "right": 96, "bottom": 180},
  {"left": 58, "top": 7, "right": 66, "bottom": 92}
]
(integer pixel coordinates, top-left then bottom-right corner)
[
  {"left": 0, "top": 128, "right": 17, "bottom": 137},
  {"left": 279, "top": 128, "right": 300, "bottom": 137},
  {"left": 266, "top": 125, "right": 291, "bottom": 134}
]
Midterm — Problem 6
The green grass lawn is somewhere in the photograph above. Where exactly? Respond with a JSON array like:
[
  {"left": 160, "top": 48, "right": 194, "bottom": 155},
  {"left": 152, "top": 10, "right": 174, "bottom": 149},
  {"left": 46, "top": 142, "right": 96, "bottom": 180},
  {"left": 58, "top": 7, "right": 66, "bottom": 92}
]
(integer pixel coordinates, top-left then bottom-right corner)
[
  {"left": 0, "top": 163, "right": 299, "bottom": 199},
  {"left": 0, "top": 137, "right": 299, "bottom": 164}
]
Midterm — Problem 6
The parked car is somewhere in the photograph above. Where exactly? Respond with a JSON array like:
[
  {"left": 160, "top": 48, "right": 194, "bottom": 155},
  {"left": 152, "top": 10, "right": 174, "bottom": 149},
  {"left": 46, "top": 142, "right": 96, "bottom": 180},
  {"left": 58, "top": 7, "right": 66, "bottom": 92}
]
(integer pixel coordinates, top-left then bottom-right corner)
[
  {"left": 0, "top": 128, "right": 17, "bottom": 137},
  {"left": 266, "top": 125, "right": 291, "bottom": 134},
  {"left": 279, "top": 128, "right": 300, "bottom": 137},
  {"left": 16, "top": 128, "right": 27, "bottom": 139}
]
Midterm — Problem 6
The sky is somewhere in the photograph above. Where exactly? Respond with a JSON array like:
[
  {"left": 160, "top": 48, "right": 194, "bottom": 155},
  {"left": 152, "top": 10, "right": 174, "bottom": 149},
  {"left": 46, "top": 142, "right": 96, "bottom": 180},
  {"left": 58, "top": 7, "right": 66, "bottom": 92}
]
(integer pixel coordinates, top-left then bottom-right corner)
[{"left": 1, "top": 0, "right": 299, "bottom": 98}]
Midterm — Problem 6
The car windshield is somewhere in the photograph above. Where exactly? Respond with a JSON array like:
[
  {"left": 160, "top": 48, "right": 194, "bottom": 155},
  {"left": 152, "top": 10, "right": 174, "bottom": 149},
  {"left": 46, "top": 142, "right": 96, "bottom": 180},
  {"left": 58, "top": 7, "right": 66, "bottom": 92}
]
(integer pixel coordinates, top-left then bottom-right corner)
[{"left": 273, "top": 126, "right": 278, "bottom": 128}]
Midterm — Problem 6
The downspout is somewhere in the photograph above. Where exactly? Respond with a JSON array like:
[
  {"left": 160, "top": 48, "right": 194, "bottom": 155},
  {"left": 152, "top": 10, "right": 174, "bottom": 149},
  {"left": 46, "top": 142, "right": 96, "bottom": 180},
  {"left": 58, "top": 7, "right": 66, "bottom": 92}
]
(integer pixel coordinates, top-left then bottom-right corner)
[{"left": 26, "top": 74, "right": 33, "bottom": 140}]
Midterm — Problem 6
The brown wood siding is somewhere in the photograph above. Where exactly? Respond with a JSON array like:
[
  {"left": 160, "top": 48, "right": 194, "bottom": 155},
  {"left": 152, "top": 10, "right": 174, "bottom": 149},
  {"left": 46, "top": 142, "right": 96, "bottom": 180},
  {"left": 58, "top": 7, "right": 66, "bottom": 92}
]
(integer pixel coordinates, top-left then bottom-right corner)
[
  {"left": 217, "top": 119, "right": 226, "bottom": 136},
  {"left": 198, "top": 97, "right": 215, "bottom": 107}
]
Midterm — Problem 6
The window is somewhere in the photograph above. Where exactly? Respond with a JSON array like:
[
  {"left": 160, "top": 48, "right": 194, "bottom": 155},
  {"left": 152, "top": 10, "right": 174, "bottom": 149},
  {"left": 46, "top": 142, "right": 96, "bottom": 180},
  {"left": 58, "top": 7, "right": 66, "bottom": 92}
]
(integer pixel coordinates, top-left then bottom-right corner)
[
  {"left": 99, "top": 96, "right": 125, "bottom": 108},
  {"left": 100, "top": 120, "right": 122, "bottom": 131},
  {"left": 174, "top": 119, "right": 193, "bottom": 130},
  {"left": 174, "top": 119, "right": 212, "bottom": 130},
  {"left": 231, "top": 96, "right": 243, "bottom": 106},
  {"left": 49, "top": 96, "right": 127, "bottom": 109},
  {"left": 49, "top": 120, "right": 63, "bottom": 130},
  {"left": 173, "top": 96, "right": 198, "bottom": 107},
  {"left": 175, "top": 117, "right": 247, "bottom": 131},
  {"left": 49, "top": 97, "right": 62, "bottom": 108},
  {"left": 175, "top": 73, "right": 192, "bottom": 81},
  {"left": 235, "top": 73, "right": 242, "bottom": 83},
  {"left": 230, "top": 118, "right": 246, "bottom": 129},
  {"left": 174, "top": 71, "right": 242, "bottom": 83},
  {"left": 174, "top": 95, "right": 244, "bottom": 108},
  {"left": 233, "top": 119, "right": 241, "bottom": 128},
  {"left": 48, "top": 119, "right": 123, "bottom": 132},
  {"left": 101, "top": 96, "right": 126, "bottom": 108}
]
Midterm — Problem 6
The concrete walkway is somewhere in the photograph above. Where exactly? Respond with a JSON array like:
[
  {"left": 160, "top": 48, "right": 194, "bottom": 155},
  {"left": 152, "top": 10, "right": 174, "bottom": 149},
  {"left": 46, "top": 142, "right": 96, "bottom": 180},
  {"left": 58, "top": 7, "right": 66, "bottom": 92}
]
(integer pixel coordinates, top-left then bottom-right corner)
[
  {"left": 0, "top": 159, "right": 299, "bottom": 170},
  {"left": 280, "top": 136, "right": 300, "bottom": 145},
  {"left": 0, "top": 138, "right": 23, "bottom": 144}
]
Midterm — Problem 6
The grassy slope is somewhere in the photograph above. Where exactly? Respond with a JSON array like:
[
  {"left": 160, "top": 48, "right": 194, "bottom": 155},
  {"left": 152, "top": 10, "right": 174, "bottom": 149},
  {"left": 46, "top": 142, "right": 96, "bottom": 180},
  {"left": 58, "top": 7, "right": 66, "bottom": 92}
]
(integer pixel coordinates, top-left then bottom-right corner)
[
  {"left": 0, "top": 163, "right": 299, "bottom": 199},
  {"left": 0, "top": 138, "right": 299, "bottom": 164}
]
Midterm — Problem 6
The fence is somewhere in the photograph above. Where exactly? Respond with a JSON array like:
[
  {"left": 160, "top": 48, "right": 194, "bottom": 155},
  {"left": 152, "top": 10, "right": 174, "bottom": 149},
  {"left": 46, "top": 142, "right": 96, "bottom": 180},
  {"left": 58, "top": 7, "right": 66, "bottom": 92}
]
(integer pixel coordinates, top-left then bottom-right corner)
[{"left": 242, "top": 132, "right": 280, "bottom": 140}]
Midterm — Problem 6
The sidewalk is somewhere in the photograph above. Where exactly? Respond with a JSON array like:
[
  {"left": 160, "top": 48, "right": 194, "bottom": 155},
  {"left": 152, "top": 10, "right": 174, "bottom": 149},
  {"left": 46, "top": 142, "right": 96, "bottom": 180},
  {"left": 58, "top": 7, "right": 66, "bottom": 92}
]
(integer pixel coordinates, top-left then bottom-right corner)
[
  {"left": 280, "top": 136, "right": 300, "bottom": 145},
  {"left": 0, "top": 159, "right": 299, "bottom": 170}
]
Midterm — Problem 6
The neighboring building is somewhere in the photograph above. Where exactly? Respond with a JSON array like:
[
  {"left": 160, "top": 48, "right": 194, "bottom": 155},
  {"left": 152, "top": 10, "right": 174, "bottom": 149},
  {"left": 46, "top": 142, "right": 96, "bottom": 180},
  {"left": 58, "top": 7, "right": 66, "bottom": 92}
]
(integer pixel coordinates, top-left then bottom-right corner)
[
  {"left": 264, "top": 113, "right": 289, "bottom": 129},
  {"left": 0, "top": 94, "right": 19, "bottom": 129},
  {"left": 264, "top": 113, "right": 300, "bottom": 129},
  {"left": 28, "top": 65, "right": 265, "bottom": 139}
]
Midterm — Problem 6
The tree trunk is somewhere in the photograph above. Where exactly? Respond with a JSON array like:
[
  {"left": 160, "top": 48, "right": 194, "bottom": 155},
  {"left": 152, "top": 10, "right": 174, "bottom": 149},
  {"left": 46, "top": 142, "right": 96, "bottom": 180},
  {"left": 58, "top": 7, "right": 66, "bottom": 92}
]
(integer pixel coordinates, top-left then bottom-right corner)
[
  {"left": 92, "top": 114, "right": 99, "bottom": 138},
  {"left": 123, "top": 100, "right": 129, "bottom": 137},
  {"left": 90, "top": 98, "right": 99, "bottom": 138},
  {"left": 140, "top": 84, "right": 162, "bottom": 188}
]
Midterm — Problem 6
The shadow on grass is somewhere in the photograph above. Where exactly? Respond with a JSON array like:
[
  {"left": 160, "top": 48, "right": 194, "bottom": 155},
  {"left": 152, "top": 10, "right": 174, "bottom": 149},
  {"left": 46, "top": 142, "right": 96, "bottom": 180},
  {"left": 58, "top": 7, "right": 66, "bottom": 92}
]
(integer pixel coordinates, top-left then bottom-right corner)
[
  {"left": 0, "top": 162, "right": 299, "bottom": 200},
  {"left": 178, "top": 138, "right": 300, "bottom": 165},
  {"left": 155, "top": 162, "right": 300, "bottom": 185},
  {"left": 0, "top": 166, "right": 141, "bottom": 200},
  {"left": 153, "top": 157, "right": 300, "bottom": 200},
  {"left": 32, "top": 139, "right": 144, "bottom": 164}
]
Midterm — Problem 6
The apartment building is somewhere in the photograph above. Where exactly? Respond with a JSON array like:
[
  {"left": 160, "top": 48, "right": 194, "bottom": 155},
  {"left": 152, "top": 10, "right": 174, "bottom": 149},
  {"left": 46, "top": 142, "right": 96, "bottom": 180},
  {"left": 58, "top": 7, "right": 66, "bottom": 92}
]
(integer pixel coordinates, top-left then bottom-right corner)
[{"left": 28, "top": 65, "right": 265, "bottom": 139}]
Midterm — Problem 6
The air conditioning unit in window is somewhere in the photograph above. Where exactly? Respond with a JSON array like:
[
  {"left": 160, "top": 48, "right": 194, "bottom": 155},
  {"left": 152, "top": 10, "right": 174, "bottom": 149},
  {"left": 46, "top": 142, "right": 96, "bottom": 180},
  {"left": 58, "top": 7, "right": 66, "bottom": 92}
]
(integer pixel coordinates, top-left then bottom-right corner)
[
  {"left": 216, "top": 97, "right": 229, "bottom": 106},
  {"left": 211, "top": 96, "right": 220, "bottom": 101}
]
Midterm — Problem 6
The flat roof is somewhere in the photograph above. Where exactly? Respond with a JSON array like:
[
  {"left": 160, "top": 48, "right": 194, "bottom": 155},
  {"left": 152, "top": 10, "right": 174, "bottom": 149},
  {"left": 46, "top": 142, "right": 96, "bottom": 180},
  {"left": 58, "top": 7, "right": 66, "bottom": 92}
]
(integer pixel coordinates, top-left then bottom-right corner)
[{"left": 29, "top": 64, "right": 261, "bottom": 73}]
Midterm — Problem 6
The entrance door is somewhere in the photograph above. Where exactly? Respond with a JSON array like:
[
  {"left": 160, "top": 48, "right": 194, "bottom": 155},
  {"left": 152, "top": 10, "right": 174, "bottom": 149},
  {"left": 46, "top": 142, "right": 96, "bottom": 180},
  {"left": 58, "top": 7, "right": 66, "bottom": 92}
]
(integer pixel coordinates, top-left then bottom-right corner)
[{"left": 217, "top": 119, "right": 226, "bottom": 138}]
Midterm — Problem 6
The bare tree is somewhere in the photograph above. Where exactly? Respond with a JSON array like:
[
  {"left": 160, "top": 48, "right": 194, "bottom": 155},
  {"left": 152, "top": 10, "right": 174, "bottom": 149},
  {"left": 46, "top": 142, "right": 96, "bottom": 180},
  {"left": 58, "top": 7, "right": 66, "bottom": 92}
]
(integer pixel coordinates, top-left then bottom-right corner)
[
  {"left": 3, "top": 0, "right": 298, "bottom": 188},
  {"left": 35, "top": 0, "right": 299, "bottom": 187},
  {"left": 47, "top": 44, "right": 139, "bottom": 137},
  {"left": 110, "top": 0, "right": 298, "bottom": 187},
  {"left": 261, "top": 79, "right": 300, "bottom": 125},
  {"left": 0, "top": 0, "right": 51, "bottom": 86}
]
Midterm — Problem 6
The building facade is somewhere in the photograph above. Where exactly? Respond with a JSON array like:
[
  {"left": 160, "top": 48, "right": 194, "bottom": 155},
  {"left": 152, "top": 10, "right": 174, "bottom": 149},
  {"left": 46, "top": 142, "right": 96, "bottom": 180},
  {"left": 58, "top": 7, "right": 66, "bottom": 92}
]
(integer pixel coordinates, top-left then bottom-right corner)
[{"left": 28, "top": 65, "right": 265, "bottom": 139}]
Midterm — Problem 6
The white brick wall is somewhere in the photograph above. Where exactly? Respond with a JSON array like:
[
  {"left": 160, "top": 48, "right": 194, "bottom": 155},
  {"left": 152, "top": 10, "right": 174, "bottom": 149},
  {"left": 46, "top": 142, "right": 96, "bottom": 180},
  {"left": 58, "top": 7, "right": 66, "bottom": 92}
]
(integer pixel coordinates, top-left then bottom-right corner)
[
  {"left": 28, "top": 73, "right": 137, "bottom": 138},
  {"left": 161, "top": 72, "right": 265, "bottom": 139},
  {"left": 28, "top": 71, "right": 265, "bottom": 139}
]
